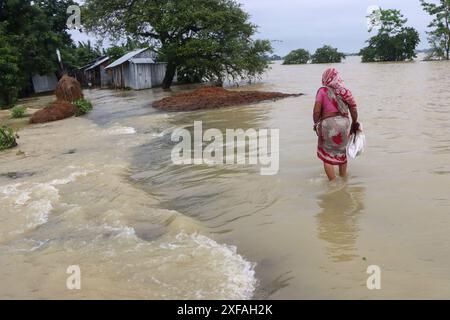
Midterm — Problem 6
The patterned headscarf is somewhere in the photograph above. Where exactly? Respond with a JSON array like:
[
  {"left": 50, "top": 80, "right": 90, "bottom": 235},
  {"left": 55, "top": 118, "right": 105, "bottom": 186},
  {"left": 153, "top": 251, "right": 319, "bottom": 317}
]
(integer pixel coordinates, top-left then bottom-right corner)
[{"left": 322, "top": 68, "right": 357, "bottom": 108}]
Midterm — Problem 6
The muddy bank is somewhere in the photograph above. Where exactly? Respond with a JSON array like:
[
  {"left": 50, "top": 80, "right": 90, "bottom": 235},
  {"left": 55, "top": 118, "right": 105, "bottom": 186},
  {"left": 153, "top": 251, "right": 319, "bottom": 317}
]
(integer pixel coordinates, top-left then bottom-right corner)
[{"left": 152, "top": 86, "right": 303, "bottom": 112}]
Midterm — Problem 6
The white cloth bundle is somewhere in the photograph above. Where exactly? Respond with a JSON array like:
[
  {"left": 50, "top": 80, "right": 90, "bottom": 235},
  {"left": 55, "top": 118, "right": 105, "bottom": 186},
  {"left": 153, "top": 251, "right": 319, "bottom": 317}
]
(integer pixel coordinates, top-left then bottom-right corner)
[{"left": 347, "top": 124, "right": 366, "bottom": 159}]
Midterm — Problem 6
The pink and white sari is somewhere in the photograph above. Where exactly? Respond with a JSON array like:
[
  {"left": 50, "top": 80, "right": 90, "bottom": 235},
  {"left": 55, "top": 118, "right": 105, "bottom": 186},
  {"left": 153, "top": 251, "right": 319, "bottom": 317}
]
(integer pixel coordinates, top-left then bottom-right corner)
[{"left": 317, "top": 68, "right": 356, "bottom": 165}]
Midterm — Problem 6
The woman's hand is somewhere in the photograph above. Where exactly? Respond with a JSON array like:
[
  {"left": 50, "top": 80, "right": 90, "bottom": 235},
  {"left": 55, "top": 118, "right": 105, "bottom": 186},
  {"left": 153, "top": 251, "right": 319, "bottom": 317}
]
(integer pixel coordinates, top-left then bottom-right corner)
[{"left": 350, "top": 122, "right": 360, "bottom": 135}]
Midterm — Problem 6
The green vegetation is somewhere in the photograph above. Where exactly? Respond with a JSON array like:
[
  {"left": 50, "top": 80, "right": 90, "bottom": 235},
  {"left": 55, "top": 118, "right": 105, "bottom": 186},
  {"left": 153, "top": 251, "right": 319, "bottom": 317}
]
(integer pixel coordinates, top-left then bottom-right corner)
[
  {"left": 311, "top": 45, "right": 345, "bottom": 64},
  {"left": 0, "top": 0, "right": 77, "bottom": 108},
  {"left": 283, "top": 49, "right": 311, "bottom": 65},
  {"left": 360, "top": 9, "right": 420, "bottom": 62},
  {"left": 0, "top": 126, "right": 18, "bottom": 151},
  {"left": 73, "top": 99, "right": 93, "bottom": 116},
  {"left": 421, "top": 0, "right": 450, "bottom": 60},
  {"left": 10, "top": 105, "right": 27, "bottom": 119},
  {"left": 64, "top": 40, "right": 102, "bottom": 69},
  {"left": 267, "top": 54, "right": 283, "bottom": 61},
  {"left": 0, "top": 23, "right": 20, "bottom": 108},
  {"left": 83, "top": 0, "right": 273, "bottom": 88},
  {"left": 104, "top": 39, "right": 151, "bottom": 62}
]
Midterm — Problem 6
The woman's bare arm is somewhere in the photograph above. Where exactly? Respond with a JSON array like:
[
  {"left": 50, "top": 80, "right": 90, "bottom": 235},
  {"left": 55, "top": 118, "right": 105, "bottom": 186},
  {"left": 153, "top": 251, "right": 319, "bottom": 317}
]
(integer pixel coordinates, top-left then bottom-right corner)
[
  {"left": 313, "top": 102, "right": 322, "bottom": 124},
  {"left": 349, "top": 107, "right": 359, "bottom": 133},
  {"left": 349, "top": 107, "right": 358, "bottom": 124}
]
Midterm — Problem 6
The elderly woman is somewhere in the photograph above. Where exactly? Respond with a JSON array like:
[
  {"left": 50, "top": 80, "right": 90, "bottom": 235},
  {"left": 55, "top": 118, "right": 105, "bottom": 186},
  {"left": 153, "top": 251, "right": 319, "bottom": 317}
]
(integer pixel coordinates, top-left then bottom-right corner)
[{"left": 313, "top": 68, "right": 360, "bottom": 181}]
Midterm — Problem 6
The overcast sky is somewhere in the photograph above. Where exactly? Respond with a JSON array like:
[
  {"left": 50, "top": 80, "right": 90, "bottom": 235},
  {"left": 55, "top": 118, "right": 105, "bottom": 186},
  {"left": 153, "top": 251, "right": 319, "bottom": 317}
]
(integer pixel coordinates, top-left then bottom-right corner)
[{"left": 71, "top": 0, "right": 432, "bottom": 56}]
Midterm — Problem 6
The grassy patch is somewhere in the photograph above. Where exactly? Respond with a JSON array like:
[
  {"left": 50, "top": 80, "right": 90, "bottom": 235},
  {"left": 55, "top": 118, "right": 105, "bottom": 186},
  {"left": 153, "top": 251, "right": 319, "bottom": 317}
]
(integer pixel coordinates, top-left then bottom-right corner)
[
  {"left": 73, "top": 99, "right": 93, "bottom": 117},
  {"left": 10, "top": 105, "right": 27, "bottom": 118},
  {"left": 0, "top": 126, "right": 19, "bottom": 151}
]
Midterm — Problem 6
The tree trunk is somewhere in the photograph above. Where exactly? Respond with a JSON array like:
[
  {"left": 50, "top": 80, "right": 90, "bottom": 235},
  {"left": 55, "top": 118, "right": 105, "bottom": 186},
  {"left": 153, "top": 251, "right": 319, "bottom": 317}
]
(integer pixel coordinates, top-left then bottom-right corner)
[{"left": 162, "top": 60, "right": 177, "bottom": 89}]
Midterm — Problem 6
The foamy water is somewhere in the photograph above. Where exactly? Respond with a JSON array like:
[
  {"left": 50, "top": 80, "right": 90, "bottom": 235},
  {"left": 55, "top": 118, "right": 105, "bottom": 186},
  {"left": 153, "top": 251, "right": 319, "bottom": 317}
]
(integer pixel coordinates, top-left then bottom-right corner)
[{"left": 0, "top": 106, "right": 257, "bottom": 299}]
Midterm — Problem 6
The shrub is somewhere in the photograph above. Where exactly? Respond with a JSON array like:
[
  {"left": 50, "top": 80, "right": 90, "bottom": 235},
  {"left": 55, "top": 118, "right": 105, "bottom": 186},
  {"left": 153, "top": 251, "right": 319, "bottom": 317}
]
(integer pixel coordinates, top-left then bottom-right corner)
[
  {"left": 0, "top": 126, "right": 18, "bottom": 151},
  {"left": 311, "top": 45, "right": 345, "bottom": 64},
  {"left": 10, "top": 105, "right": 27, "bottom": 119},
  {"left": 283, "top": 49, "right": 311, "bottom": 65},
  {"left": 73, "top": 99, "right": 93, "bottom": 116}
]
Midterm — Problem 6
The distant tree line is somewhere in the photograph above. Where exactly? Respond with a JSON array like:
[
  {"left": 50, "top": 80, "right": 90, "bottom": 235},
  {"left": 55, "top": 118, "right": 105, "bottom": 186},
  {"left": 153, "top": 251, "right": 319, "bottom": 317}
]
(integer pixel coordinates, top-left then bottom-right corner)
[
  {"left": 283, "top": 46, "right": 345, "bottom": 65},
  {"left": 282, "top": 3, "right": 450, "bottom": 65}
]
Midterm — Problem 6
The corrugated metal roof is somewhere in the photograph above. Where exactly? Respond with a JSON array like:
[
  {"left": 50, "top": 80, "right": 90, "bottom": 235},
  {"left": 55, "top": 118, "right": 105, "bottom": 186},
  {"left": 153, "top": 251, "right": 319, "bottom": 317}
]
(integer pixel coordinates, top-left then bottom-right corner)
[
  {"left": 85, "top": 56, "right": 110, "bottom": 71},
  {"left": 79, "top": 56, "right": 108, "bottom": 71},
  {"left": 130, "top": 58, "right": 155, "bottom": 64},
  {"left": 105, "top": 48, "right": 149, "bottom": 69}
]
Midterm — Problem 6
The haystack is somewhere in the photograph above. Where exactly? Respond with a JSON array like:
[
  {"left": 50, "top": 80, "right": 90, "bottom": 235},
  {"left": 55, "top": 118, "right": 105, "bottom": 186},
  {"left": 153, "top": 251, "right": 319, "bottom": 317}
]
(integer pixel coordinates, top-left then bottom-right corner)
[{"left": 54, "top": 75, "right": 83, "bottom": 102}]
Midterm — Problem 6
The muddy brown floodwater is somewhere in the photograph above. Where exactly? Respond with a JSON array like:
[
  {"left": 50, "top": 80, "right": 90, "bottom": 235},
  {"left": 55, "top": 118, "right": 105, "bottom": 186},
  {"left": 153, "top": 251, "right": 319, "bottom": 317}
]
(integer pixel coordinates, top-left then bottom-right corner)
[{"left": 1, "top": 56, "right": 450, "bottom": 299}]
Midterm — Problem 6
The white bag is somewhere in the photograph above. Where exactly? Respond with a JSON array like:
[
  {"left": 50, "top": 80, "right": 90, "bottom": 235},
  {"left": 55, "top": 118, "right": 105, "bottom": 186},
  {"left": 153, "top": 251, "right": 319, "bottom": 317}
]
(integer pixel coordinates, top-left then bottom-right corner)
[{"left": 347, "top": 124, "right": 366, "bottom": 159}]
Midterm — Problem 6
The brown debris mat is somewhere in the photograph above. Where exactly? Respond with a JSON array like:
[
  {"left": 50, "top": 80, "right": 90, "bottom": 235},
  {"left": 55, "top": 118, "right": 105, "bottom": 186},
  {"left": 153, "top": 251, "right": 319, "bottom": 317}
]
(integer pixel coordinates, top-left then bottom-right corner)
[
  {"left": 152, "top": 86, "right": 303, "bottom": 112},
  {"left": 30, "top": 100, "right": 76, "bottom": 124}
]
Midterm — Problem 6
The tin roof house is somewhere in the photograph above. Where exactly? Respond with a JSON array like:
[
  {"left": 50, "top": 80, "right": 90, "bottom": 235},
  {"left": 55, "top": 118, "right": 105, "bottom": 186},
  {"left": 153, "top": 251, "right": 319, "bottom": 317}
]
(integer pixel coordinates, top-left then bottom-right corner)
[
  {"left": 75, "top": 56, "right": 112, "bottom": 88},
  {"left": 84, "top": 56, "right": 112, "bottom": 88},
  {"left": 105, "top": 48, "right": 171, "bottom": 90}
]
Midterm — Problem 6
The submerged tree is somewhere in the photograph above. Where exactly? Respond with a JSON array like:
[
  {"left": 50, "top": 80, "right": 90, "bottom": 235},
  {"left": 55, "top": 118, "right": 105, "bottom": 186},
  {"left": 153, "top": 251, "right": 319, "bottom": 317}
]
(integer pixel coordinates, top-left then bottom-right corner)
[
  {"left": 283, "top": 49, "right": 310, "bottom": 65},
  {"left": 360, "top": 9, "right": 420, "bottom": 62},
  {"left": 83, "top": 0, "right": 272, "bottom": 89},
  {"left": 421, "top": 0, "right": 450, "bottom": 60},
  {"left": 311, "top": 45, "right": 345, "bottom": 64}
]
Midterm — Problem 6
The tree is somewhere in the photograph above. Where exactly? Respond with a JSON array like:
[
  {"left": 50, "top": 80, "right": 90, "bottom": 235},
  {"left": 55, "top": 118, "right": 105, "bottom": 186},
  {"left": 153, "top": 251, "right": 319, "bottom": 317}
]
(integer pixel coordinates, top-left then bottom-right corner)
[
  {"left": 83, "top": 0, "right": 272, "bottom": 89},
  {"left": 268, "top": 54, "right": 282, "bottom": 61},
  {"left": 104, "top": 39, "right": 151, "bottom": 62},
  {"left": 360, "top": 9, "right": 420, "bottom": 62},
  {"left": 0, "top": 22, "right": 20, "bottom": 107},
  {"left": 283, "top": 49, "right": 310, "bottom": 65},
  {"left": 311, "top": 45, "right": 345, "bottom": 64},
  {"left": 61, "top": 41, "right": 103, "bottom": 71},
  {"left": 0, "top": 0, "right": 77, "bottom": 105},
  {"left": 421, "top": 0, "right": 450, "bottom": 60}
]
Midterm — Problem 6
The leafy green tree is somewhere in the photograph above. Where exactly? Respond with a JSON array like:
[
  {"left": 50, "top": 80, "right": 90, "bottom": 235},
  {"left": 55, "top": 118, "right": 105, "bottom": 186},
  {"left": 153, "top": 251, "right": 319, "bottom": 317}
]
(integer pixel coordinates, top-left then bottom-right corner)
[
  {"left": 0, "top": 0, "right": 77, "bottom": 105},
  {"left": 0, "top": 22, "right": 20, "bottom": 108},
  {"left": 73, "top": 41, "right": 102, "bottom": 67},
  {"left": 83, "top": 0, "right": 272, "bottom": 89},
  {"left": 360, "top": 9, "right": 420, "bottom": 62},
  {"left": 283, "top": 49, "right": 310, "bottom": 65},
  {"left": 311, "top": 45, "right": 345, "bottom": 64},
  {"left": 104, "top": 39, "right": 151, "bottom": 62},
  {"left": 60, "top": 41, "right": 103, "bottom": 71},
  {"left": 421, "top": 0, "right": 450, "bottom": 60}
]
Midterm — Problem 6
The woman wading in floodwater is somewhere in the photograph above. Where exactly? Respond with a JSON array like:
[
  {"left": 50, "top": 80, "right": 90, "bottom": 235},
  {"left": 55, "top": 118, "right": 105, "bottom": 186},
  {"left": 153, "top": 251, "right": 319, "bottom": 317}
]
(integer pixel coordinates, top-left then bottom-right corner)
[{"left": 313, "top": 68, "right": 360, "bottom": 181}]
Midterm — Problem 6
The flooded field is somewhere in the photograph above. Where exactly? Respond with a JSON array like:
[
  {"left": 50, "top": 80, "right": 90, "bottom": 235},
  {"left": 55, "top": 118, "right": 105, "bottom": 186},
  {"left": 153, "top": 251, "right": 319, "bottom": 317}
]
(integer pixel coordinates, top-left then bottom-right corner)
[{"left": 1, "top": 56, "right": 450, "bottom": 299}]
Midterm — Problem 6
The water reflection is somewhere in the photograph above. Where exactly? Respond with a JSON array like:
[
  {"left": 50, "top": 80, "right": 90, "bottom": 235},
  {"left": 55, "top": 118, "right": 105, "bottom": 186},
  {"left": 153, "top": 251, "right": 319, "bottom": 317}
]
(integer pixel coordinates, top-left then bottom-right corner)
[{"left": 315, "top": 184, "right": 366, "bottom": 262}]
